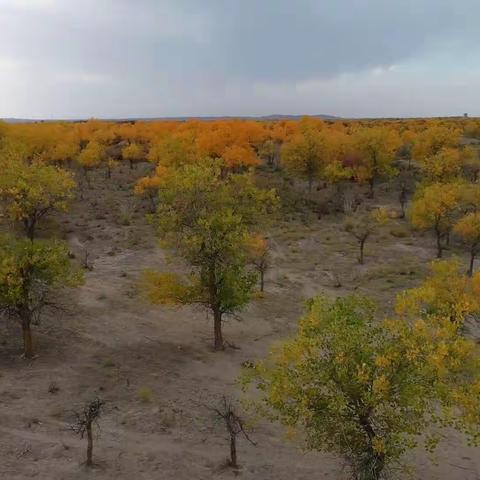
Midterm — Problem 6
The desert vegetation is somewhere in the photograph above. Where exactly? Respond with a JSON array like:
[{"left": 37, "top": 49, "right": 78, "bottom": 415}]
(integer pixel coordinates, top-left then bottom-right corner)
[{"left": 2, "top": 116, "right": 480, "bottom": 478}]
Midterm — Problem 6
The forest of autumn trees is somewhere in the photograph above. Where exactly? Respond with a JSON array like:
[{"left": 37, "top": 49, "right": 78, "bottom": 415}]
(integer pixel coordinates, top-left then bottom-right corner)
[{"left": 2, "top": 115, "right": 480, "bottom": 476}]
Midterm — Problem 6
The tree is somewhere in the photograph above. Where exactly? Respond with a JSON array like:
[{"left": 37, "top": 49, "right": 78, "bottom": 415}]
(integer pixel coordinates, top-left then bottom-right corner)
[
  {"left": 71, "top": 398, "right": 105, "bottom": 467},
  {"left": 48, "top": 135, "right": 80, "bottom": 167},
  {"left": 258, "top": 138, "right": 276, "bottom": 167},
  {"left": 398, "top": 183, "right": 408, "bottom": 219},
  {"left": 412, "top": 125, "right": 459, "bottom": 162},
  {"left": 461, "top": 146, "right": 480, "bottom": 182},
  {"left": 243, "top": 294, "right": 480, "bottom": 480},
  {"left": 0, "top": 236, "right": 83, "bottom": 358},
  {"left": 0, "top": 152, "right": 76, "bottom": 239},
  {"left": 221, "top": 144, "right": 260, "bottom": 172},
  {"left": 103, "top": 156, "right": 118, "bottom": 179},
  {"left": 206, "top": 396, "right": 256, "bottom": 469},
  {"left": 418, "top": 147, "right": 463, "bottom": 182},
  {"left": 454, "top": 212, "right": 480, "bottom": 276},
  {"left": 147, "top": 134, "right": 197, "bottom": 168},
  {"left": 351, "top": 127, "right": 400, "bottom": 197},
  {"left": 76, "top": 141, "right": 104, "bottom": 187},
  {"left": 281, "top": 129, "right": 328, "bottom": 192},
  {"left": 134, "top": 164, "right": 171, "bottom": 213},
  {"left": 142, "top": 163, "right": 278, "bottom": 350},
  {"left": 344, "top": 208, "right": 388, "bottom": 264},
  {"left": 409, "top": 182, "right": 462, "bottom": 258},
  {"left": 122, "top": 142, "right": 143, "bottom": 169},
  {"left": 395, "top": 259, "right": 480, "bottom": 324},
  {"left": 246, "top": 235, "right": 270, "bottom": 292}
]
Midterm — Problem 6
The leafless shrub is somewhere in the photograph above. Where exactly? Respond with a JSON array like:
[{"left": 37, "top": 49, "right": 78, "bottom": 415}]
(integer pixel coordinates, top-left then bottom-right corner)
[
  {"left": 70, "top": 398, "right": 104, "bottom": 467},
  {"left": 206, "top": 396, "right": 256, "bottom": 469}
]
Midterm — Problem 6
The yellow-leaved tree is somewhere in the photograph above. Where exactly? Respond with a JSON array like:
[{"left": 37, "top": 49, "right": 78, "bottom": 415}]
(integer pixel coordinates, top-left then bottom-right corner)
[
  {"left": 0, "top": 236, "right": 83, "bottom": 358},
  {"left": 454, "top": 212, "right": 480, "bottom": 276},
  {"left": 281, "top": 128, "right": 329, "bottom": 192},
  {"left": 418, "top": 147, "right": 463, "bottom": 182},
  {"left": 0, "top": 147, "right": 76, "bottom": 239},
  {"left": 134, "top": 164, "right": 171, "bottom": 213},
  {"left": 409, "top": 182, "right": 462, "bottom": 258},
  {"left": 243, "top": 294, "right": 480, "bottom": 480},
  {"left": 351, "top": 127, "right": 400, "bottom": 198},
  {"left": 395, "top": 259, "right": 480, "bottom": 324},
  {"left": 245, "top": 234, "right": 270, "bottom": 292},
  {"left": 122, "top": 142, "right": 143, "bottom": 169},
  {"left": 221, "top": 144, "right": 260, "bottom": 172},
  {"left": 412, "top": 124, "right": 459, "bottom": 162},
  {"left": 76, "top": 140, "right": 105, "bottom": 187}
]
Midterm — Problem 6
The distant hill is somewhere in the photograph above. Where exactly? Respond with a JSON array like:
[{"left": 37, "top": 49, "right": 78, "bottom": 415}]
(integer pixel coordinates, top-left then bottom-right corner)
[
  {"left": 1, "top": 118, "right": 39, "bottom": 124},
  {"left": 1, "top": 114, "right": 340, "bottom": 124}
]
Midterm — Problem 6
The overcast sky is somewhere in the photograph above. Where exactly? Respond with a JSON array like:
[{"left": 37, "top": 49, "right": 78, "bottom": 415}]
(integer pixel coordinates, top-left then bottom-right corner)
[{"left": 0, "top": 0, "right": 478, "bottom": 119}]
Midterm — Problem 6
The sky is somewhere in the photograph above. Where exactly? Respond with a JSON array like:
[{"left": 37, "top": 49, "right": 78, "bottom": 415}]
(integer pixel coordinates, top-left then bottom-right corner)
[{"left": 0, "top": 0, "right": 478, "bottom": 119}]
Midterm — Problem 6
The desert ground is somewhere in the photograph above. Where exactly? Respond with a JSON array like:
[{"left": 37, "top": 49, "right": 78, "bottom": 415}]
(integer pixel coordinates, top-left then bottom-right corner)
[{"left": 1, "top": 163, "right": 480, "bottom": 480}]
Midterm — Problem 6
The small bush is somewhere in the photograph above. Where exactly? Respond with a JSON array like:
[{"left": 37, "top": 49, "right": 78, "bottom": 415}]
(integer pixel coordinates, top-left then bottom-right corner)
[
  {"left": 48, "top": 381, "right": 60, "bottom": 394},
  {"left": 137, "top": 387, "right": 154, "bottom": 403}
]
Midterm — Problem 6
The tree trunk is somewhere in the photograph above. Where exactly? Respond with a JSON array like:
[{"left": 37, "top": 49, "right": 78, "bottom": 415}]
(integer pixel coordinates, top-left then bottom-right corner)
[
  {"left": 229, "top": 434, "right": 237, "bottom": 468},
  {"left": 83, "top": 168, "right": 91, "bottom": 189},
  {"left": 24, "top": 217, "right": 36, "bottom": 241},
  {"left": 368, "top": 177, "right": 375, "bottom": 198},
  {"left": 436, "top": 231, "right": 443, "bottom": 258},
  {"left": 358, "top": 414, "right": 385, "bottom": 480},
  {"left": 22, "top": 318, "right": 34, "bottom": 359},
  {"left": 399, "top": 184, "right": 408, "bottom": 219},
  {"left": 260, "top": 270, "right": 265, "bottom": 292},
  {"left": 468, "top": 249, "right": 476, "bottom": 277},
  {"left": 86, "top": 421, "right": 93, "bottom": 466},
  {"left": 359, "top": 238, "right": 366, "bottom": 264},
  {"left": 366, "top": 452, "right": 385, "bottom": 480},
  {"left": 213, "top": 309, "right": 224, "bottom": 351},
  {"left": 308, "top": 176, "right": 313, "bottom": 193},
  {"left": 148, "top": 195, "right": 156, "bottom": 214},
  {"left": 273, "top": 142, "right": 281, "bottom": 169}
]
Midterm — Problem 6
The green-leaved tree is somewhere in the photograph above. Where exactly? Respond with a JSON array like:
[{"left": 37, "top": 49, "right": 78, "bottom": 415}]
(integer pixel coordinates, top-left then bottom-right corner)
[
  {"left": 243, "top": 294, "right": 480, "bottom": 480},
  {"left": 0, "top": 236, "right": 83, "bottom": 358},
  {"left": 142, "top": 163, "right": 278, "bottom": 350},
  {"left": 0, "top": 148, "right": 76, "bottom": 239}
]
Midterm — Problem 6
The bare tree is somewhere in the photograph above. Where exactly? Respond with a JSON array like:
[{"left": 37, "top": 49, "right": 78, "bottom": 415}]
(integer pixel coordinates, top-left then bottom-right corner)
[
  {"left": 71, "top": 398, "right": 104, "bottom": 467},
  {"left": 207, "top": 396, "right": 256, "bottom": 469},
  {"left": 344, "top": 207, "right": 388, "bottom": 265},
  {"left": 249, "top": 237, "right": 270, "bottom": 293}
]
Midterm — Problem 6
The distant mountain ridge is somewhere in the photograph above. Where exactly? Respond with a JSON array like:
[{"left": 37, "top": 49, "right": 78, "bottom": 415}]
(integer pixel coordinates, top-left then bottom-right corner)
[{"left": 1, "top": 114, "right": 340, "bottom": 123}]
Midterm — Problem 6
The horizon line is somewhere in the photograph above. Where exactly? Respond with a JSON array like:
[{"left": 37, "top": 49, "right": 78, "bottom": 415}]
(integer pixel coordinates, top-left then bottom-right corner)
[{"left": 1, "top": 113, "right": 477, "bottom": 123}]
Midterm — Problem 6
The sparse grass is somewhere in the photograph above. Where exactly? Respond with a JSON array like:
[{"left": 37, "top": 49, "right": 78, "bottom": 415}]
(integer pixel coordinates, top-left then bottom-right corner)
[
  {"left": 137, "top": 387, "right": 154, "bottom": 403},
  {"left": 390, "top": 225, "right": 410, "bottom": 238}
]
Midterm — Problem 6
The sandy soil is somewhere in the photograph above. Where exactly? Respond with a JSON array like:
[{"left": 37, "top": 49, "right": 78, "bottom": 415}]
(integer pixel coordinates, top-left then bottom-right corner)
[{"left": 1, "top": 164, "right": 480, "bottom": 480}]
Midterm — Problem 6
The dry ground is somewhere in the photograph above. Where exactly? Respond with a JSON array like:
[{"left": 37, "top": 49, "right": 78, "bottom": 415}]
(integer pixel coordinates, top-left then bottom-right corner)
[{"left": 1, "top": 164, "right": 480, "bottom": 480}]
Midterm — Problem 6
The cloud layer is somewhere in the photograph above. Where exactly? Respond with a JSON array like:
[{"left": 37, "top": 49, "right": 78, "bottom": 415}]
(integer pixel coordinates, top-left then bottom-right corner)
[{"left": 0, "top": 0, "right": 478, "bottom": 118}]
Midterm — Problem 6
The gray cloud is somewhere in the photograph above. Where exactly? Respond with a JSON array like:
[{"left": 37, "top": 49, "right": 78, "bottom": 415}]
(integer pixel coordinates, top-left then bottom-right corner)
[{"left": 0, "top": 0, "right": 478, "bottom": 118}]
